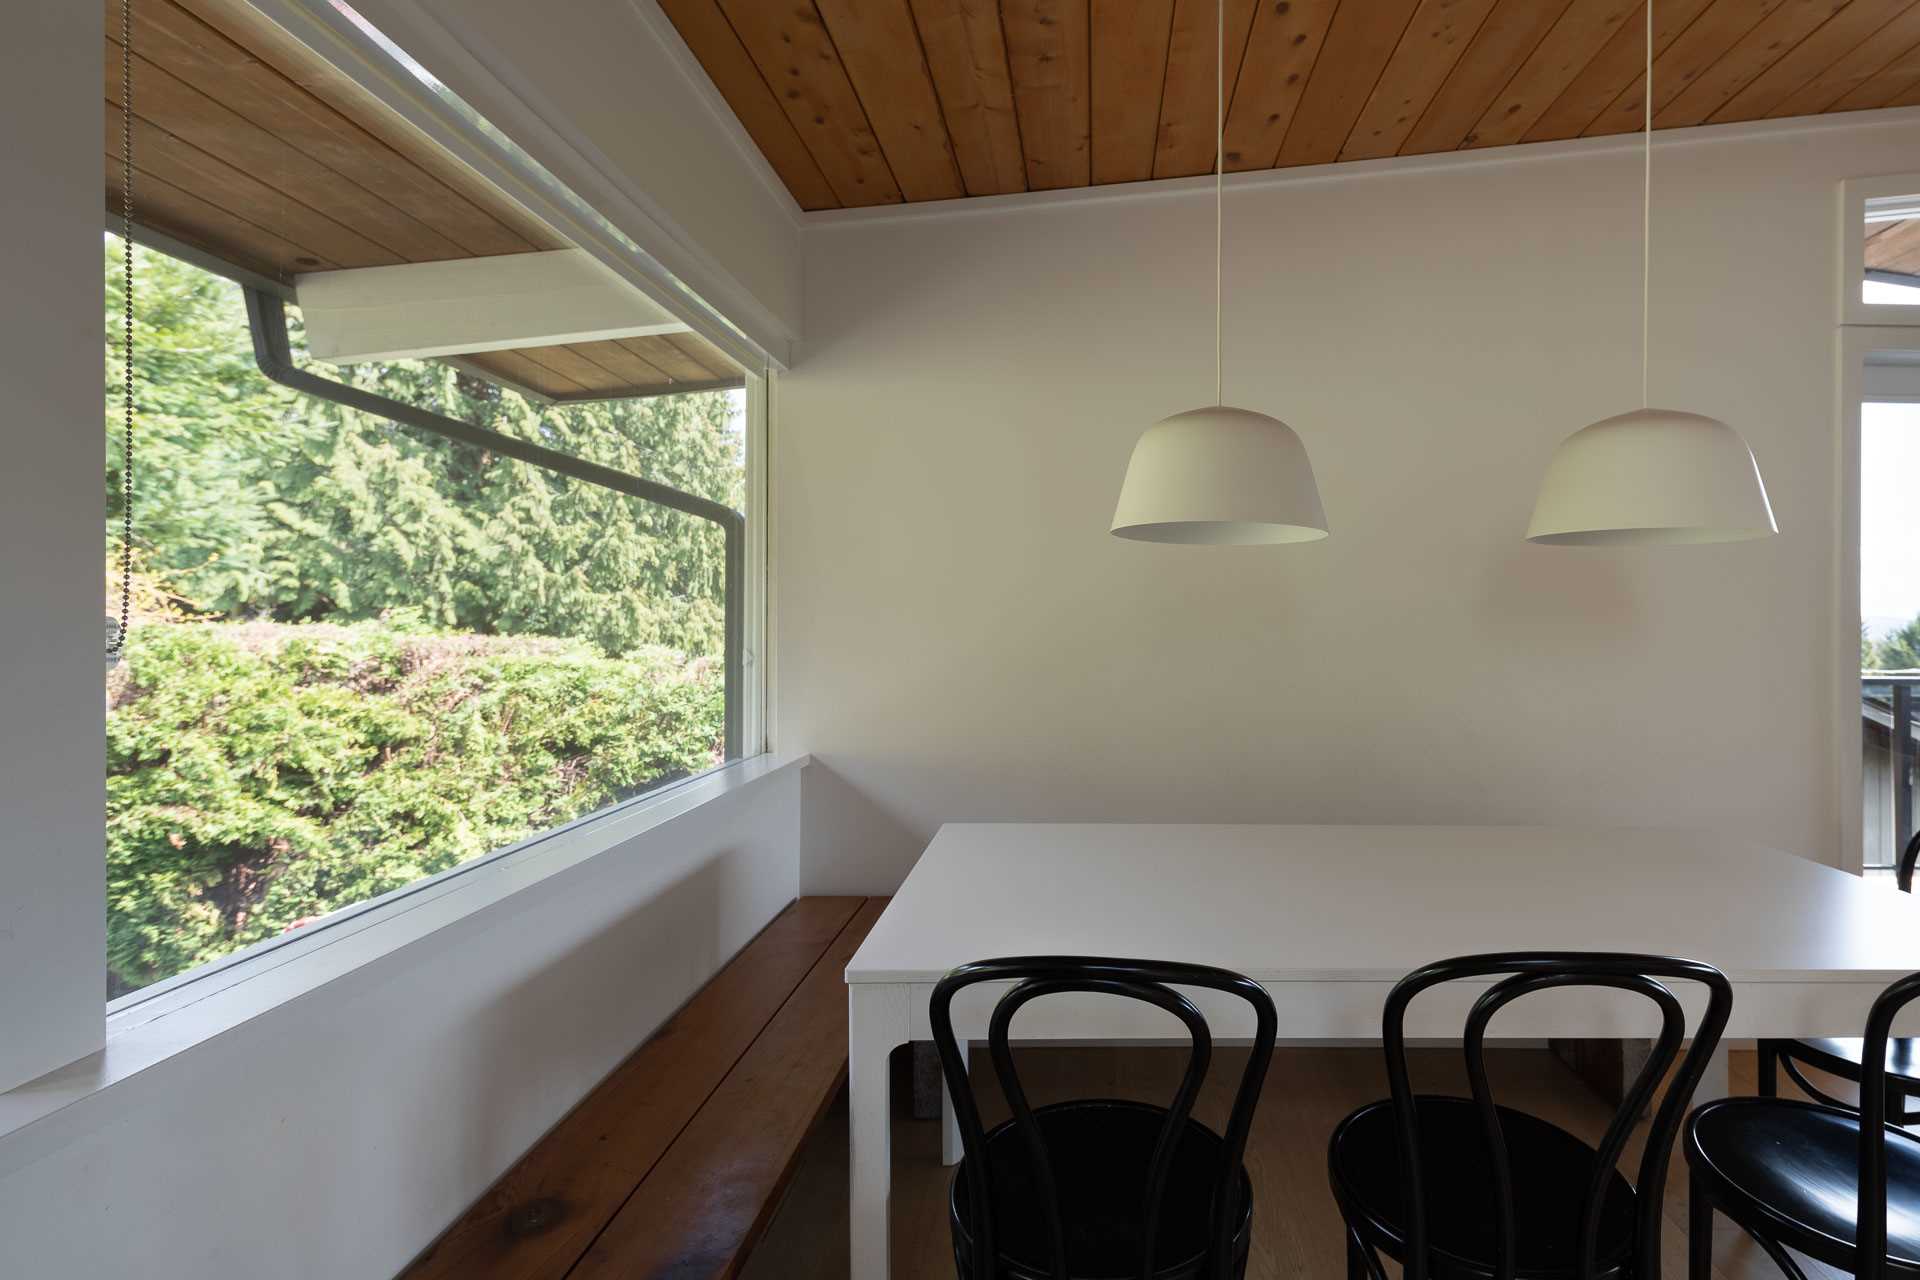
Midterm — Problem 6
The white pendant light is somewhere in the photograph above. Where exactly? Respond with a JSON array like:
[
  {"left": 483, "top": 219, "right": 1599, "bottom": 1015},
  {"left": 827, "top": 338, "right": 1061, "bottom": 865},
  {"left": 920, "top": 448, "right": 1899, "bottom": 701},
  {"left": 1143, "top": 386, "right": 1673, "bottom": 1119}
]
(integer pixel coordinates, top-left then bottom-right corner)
[
  {"left": 1110, "top": 0, "right": 1326, "bottom": 546},
  {"left": 1526, "top": 0, "right": 1775, "bottom": 547}
]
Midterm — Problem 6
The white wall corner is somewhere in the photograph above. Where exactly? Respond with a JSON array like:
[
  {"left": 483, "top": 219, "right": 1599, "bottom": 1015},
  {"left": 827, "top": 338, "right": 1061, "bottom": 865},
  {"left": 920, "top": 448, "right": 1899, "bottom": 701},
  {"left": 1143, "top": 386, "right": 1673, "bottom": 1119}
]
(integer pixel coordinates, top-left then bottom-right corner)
[{"left": 0, "top": 0, "right": 108, "bottom": 1094}]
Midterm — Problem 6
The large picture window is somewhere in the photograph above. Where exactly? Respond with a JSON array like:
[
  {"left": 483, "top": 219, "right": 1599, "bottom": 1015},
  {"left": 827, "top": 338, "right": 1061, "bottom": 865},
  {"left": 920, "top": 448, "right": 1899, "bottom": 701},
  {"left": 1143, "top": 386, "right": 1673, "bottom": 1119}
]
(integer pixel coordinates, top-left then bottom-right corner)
[{"left": 105, "top": 235, "right": 750, "bottom": 999}]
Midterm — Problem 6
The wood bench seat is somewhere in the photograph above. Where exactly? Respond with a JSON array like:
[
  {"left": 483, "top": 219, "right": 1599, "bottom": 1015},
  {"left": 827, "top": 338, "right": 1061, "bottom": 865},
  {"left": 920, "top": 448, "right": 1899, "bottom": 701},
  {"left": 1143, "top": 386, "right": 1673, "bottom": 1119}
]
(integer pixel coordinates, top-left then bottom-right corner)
[{"left": 402, "top": 895, "right": 886, "bottom": 1280}]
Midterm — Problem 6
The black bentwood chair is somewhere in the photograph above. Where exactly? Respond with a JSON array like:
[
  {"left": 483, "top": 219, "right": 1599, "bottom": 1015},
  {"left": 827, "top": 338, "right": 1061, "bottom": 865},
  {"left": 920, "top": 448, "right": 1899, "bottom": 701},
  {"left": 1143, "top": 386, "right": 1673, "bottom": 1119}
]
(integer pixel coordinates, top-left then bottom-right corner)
[
  {"left": 929, "top": 957, "right": 1278, "bottom": 1280},
  {"left": 1757, "top": 829, "right": 1920, "bottom": 1124},
  {"left": 1687, "top": 969, "right": 1920, "bottom": 1279},
  {"left": 1328, "top": 953, "right": 1734, "bottom": 1280}
]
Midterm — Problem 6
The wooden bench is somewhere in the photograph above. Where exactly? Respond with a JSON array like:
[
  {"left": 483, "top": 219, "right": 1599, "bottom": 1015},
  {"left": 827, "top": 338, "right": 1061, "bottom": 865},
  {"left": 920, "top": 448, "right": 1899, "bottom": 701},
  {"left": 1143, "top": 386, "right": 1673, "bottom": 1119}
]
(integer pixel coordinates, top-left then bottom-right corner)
[{"left": 403, "top": 895, "right": 886, "bottom": 1280}]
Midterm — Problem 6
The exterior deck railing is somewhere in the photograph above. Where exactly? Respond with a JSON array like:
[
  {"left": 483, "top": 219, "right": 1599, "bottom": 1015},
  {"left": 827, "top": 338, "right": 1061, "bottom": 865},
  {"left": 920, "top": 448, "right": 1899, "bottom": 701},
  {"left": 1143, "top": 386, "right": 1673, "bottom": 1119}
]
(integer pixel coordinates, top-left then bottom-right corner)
[{"left": 1863, "top": 671, "right": 1920, "bottom": 872}]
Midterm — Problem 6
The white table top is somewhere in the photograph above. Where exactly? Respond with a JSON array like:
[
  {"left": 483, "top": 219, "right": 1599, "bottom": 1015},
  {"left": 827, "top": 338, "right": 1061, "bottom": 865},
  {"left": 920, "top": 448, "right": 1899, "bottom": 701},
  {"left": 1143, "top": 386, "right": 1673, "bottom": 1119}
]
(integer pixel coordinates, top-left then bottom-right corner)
[{"left": 846, "top": 824, "right": 1920, "bottom": 986}]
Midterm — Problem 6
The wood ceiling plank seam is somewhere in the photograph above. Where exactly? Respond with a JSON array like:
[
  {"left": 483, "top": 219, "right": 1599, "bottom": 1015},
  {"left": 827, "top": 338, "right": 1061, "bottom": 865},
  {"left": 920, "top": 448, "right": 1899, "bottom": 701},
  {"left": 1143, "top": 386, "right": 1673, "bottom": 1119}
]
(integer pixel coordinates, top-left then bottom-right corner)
[
  {"left": 1337, "top": 0, "right": 1503, "bottom": 162},
  {"left": 1088, "top": 0, "right": 1177, "bottom": 186},
  {"left": 1460, "top": 0, "right": 1643, "bottom": 152},
  {"left": 613, "top": 336, "right": 709, "bottom": 385},
  {"left": 1002, "top": 0, "right": 1095, "bottom": 190},
  {"left": 656, "top": 0, "right": 842, "bottom": 209},
  {"left": 1398, "top": 0, "right": 1579, "bottom": 155},
  {"left": 1220, "top": 0, "right": 1261, "bottom": 126},
  {"left": 589, "top": 339, "right": 678, "bottom": 387},
  {"left": 105, "top": 35, "right": 473, "bottom": 263},
  {"left": 1144, "top": 0, "right": 1179, "bottom": 183},
  {"left": 135, "top": 1, "right": 536, "bottom": 258},
  {"left": 496, "top": 347, "right": 595, "bottom": 396},
  {"left": 1869, "top": 221, "right": 1920, "bottom": 271},
  {"left": 1219, "top": 0, "right": 1342, "bottom": 172},
  {"left": 1765, "top": 1, "right": 1920, "bottom": 114},
  {"left": 1831, "top": 26, "right": 1920, "bottom": 105},
  {"left": 899, "top": 0, "right": 979, "bottom": 196},
  {"left": 108, "top": 98, "right": 402, "bottom": 270},
  {"left": 164, "top": 0, "right": 558, "bottom": 253},
  {"left": 1152, "top": 0, "right": 1257, "bottom": 179},
  {"left": 610, "top": 336, "right": 710, "bottom": 384},
  {"left": 659, "top": 332, "right": 739, "bottom": 380},
  {"left": 1771, "top": 3, "right": 1920, "bottom": 114},
  {"left": 812, "top": 0, "right": 965, "bottom": 201},
  {"left": 1882, "top": 235, "right": 1920, "bottom": 273},
  {"left": 1277, "top": 0, "right": 1427, "bottom": 167},
  {"left": 1656, "top": 0, "right": 1859, "bottom": 128},
  {"left": 461, "top": 349, "right": 579, "bottom": 398},
  {"left": 713, "top": 0, "right": 906, "bottom": 206},
  {"left": 1707, "top": 0, "right": 1917, "bottom": 122},
  {"left": 556, "top": 342, "right": 651, "bottom": 388},
  {"left": 905, "top": 0, "right": 1027, "bottom": 196},
  {"left": 523, "top": 344, "right": 636, "bottom": 393},
  {"left": 107, "top": 159, "right": 320, "bottom": 278},
  {"left": 1581, "top": 0, "right": 1790, "bottom": 136},
  {"left": 994, "top": 0, "right": 1036, "bottom": 189},
  {"left": 1520, "top": 0, "right": 1718, "bottom": 141}
]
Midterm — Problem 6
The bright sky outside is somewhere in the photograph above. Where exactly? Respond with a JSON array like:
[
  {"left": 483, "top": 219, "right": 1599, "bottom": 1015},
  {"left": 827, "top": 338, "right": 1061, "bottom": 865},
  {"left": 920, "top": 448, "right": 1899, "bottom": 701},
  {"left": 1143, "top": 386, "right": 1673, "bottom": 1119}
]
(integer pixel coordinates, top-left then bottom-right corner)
[{"left": 1864, "top": 399, "right": 1920, "bottom": 643}]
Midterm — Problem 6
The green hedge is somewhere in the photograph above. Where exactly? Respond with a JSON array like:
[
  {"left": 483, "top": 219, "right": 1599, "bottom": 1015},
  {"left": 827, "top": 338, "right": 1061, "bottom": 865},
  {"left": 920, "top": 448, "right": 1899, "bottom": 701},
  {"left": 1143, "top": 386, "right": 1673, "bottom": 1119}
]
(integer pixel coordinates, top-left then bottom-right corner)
[{"left": 106, "top": 620, "right": 722, "bottom": 995}]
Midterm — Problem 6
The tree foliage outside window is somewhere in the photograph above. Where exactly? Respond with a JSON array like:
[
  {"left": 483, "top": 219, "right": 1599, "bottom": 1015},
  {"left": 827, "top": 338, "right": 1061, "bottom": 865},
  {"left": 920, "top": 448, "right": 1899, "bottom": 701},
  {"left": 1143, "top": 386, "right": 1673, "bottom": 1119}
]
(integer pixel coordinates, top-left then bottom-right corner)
[{"left": 105, "top": 238, "right": 742, "bottom": 997}]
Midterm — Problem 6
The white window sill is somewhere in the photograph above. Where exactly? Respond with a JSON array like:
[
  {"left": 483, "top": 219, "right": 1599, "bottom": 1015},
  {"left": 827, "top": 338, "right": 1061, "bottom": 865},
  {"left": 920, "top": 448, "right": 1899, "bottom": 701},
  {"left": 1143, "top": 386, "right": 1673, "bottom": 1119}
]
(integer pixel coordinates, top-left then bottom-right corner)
[{"left": 0, "top": 751, "right": 807, "bottom": 1167}]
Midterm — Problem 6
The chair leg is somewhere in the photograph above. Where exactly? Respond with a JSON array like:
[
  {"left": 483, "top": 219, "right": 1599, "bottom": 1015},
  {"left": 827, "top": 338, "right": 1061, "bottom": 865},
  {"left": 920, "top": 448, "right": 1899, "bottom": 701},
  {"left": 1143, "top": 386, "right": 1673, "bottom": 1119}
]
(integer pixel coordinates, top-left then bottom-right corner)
[
  {"left": 1757, "top": 1040, "right": 1779, "bottom": 1097},
  {"left": 1689, "top": 1168, "right": 1714, "bottom": 1280},
  {"left": 1346, "top": 1229, "right": 1374, "bottom": 1280}
]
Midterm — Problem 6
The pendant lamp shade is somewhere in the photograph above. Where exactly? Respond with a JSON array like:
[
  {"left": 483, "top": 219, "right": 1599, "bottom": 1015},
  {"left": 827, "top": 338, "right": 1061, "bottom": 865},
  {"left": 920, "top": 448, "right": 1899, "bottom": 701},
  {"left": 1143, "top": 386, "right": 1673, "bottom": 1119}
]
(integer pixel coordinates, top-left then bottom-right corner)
[
  {"left": 1526, "top": 1, "right": 1776, "bottom": 548},
  {"left": 1111, "top": 406, "right": 1328, "bottom": 545},
  {"left": 1525, "top": 408, "right": 1777, "bottom": 545},
  {"left": 1108, "top": 0, "right": 1325, "bottom": 547}
]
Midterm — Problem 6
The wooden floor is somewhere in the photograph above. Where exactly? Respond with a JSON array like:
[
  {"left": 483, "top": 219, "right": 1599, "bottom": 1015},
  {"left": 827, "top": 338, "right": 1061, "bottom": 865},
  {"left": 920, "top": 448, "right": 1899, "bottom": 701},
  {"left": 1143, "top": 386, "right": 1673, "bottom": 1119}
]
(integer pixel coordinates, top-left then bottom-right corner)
[{"left": 746, "top": 1046, "right": 1850, "bottom": 1280}]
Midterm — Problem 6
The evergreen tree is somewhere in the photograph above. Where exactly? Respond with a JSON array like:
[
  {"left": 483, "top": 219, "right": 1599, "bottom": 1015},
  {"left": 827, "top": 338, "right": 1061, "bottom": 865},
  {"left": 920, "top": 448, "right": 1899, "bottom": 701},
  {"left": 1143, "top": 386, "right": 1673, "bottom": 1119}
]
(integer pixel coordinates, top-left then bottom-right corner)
[
  {"left": 107, "top": 236, "right": 741, "bottom": 657},
  {"left": 103, "top": 236, "right": 741, "bottom": 994}
]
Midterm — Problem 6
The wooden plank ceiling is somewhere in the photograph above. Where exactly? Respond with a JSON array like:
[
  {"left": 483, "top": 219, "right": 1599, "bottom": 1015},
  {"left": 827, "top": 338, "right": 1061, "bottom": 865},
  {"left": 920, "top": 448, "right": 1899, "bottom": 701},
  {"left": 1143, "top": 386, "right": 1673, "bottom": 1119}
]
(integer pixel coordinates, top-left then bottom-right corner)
[
  {"left": 106, "top": 0, "right": 739, "bottom": 400},
  {"left": 661, "top": 0, "right": 1920, "bottom": 211},
  {"left": 1868, "top": 214, "right": 1920, "bottom": 279}
]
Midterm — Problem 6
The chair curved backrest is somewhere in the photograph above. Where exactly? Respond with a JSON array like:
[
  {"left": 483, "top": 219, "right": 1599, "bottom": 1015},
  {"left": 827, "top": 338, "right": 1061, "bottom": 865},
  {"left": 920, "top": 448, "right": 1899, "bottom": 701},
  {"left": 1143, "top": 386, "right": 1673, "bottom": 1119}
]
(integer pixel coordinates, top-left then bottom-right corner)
[
  {"left": 1899, "top": 828, "right": 1919, "bottom": 894},
  {"left": 1856, "top": 969, "right": 1920, "bottom": 1278},
  {"left": 929, "top": 957, "right": 1278, "bottom": 1280},
  {"left": 1380, "top": 952, "right": 1733, "bottom": 1280}
]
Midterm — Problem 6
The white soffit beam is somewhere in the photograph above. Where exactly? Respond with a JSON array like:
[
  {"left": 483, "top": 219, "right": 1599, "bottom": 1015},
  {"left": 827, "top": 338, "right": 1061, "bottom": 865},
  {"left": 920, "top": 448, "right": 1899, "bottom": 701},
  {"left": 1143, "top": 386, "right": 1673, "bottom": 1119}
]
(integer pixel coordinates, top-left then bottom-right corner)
[
  {"left": 1866, "top": 349, "right": 1920, "bottom": 402},
  {"left": 295, "top": 248, "right": 689, "bottom": 363}
]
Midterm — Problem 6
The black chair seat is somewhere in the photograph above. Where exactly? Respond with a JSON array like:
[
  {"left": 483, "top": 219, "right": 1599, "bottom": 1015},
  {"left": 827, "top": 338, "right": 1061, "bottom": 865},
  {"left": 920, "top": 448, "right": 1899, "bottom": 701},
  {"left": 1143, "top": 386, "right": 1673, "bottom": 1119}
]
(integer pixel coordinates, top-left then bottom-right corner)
[
  {"left": 1686, "top": 1097, "right": 1920, "bottom": 1272},
  {"left": 1786, "top": 1037, "right": 1920, "bottom": 1084},
  {"left": 950, "top": 1100, "right": 1253, "bottom": 1280},
  {"left": 1330, "top": 1096, "right": 1638, "bottom": 1279}
]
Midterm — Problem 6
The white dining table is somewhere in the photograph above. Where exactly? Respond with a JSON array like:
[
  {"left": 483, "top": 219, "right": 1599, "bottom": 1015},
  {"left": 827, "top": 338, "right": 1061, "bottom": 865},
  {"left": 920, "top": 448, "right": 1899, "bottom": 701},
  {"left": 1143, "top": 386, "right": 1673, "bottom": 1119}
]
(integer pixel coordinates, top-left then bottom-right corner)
[{"left": 843, "top": 823, "right": 1920, "bottom": 1280}]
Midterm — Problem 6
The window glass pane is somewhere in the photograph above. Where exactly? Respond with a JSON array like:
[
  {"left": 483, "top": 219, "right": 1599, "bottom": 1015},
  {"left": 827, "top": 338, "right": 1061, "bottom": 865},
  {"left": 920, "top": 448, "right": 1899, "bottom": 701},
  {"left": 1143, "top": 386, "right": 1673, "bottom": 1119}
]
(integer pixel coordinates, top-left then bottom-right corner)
[
  {"left": 105, "top": 235, "right": 743, "bottom": 997},
  {"left": 1864, "top": 197, "right": 1920, "bottom": 306},
  {"left": 1861, "top": 401, "right": 1920, "bottom": 878}
]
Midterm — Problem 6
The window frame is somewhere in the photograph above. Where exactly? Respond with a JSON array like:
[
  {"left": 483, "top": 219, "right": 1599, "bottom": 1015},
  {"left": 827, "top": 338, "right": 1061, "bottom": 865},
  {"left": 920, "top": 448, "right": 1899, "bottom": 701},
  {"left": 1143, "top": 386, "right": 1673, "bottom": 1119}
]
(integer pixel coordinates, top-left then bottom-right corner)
[
  {"left": 106, "top": 230, "right": 768, "bottom": 1013},
  {"left": 1837, "top": 326, "right": 1920, "bottom": 879},
  {"left": 1839, "top": 174, "right": 1920, "bottom": 328}
]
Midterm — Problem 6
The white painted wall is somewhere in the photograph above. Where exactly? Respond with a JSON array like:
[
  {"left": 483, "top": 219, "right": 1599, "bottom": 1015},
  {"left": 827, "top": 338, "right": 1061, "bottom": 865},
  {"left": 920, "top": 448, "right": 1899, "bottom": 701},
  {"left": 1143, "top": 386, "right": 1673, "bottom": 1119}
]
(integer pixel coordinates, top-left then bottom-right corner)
[
  {"left": 338, "top": 0, "right": 803, "bottom": 360},
  {"left": 780, "top": 113, "right": 1920, "bottom": 894},
  {"left": 0, "top": 0, "right": 106, "bottom": 1092},
  {"left": 0, "top": 763, "right": 801, "bottom": 1279}
]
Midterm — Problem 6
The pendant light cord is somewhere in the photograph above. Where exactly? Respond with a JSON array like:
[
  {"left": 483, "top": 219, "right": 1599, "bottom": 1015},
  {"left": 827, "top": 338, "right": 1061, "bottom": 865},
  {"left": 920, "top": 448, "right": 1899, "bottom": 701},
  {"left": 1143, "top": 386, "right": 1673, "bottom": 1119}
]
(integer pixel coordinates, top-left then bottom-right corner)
[
  {"left": 1641, "top": 0, "right": 1652, "bottom": 410},
  {"left": 1214, "top": 0, "right": 1223, "bottom": 407},
  {"left": 110, "top": 0, "right": 135, "bottom": 658}
]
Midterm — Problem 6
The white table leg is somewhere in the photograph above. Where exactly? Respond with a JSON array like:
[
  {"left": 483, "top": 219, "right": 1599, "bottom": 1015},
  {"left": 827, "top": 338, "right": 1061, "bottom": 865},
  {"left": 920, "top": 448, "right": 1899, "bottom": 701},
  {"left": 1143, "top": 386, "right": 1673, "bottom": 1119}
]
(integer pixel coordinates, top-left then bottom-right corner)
[
  {"left": 941, "top": 1042, "right": 966, "bottom": 1166},
  {"left": 850, "top": 983, "right": 910, "bottom": 1280}
]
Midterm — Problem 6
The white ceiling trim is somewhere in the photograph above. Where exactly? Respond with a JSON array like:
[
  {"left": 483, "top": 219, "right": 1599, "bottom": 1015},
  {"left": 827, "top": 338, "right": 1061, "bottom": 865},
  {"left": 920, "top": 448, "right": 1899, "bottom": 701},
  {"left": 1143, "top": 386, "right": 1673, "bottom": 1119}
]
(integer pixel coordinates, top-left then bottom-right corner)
[
  {"left": 625, "top": 0, "right": 808, "bottom": 231},
  {"left": 251, "top": 0, "right": 793, "bottom": 370},
  {"left": 805, "top": 104, "right": 1920, "bottom": 231}
]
